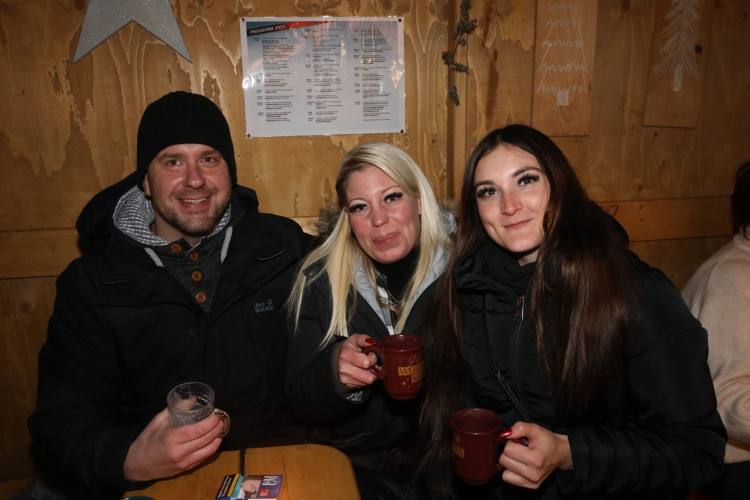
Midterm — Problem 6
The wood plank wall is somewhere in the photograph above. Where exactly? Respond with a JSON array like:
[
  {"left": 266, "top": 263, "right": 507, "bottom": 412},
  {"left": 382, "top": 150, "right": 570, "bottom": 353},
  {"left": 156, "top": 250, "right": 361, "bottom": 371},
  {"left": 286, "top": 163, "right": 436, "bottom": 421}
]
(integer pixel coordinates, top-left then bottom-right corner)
[
  {"left": 457, "top": 0, "right": 748, "bottom": 280},
  {"left": 1, "top": 0, "right": 749, "bottom": 483}
]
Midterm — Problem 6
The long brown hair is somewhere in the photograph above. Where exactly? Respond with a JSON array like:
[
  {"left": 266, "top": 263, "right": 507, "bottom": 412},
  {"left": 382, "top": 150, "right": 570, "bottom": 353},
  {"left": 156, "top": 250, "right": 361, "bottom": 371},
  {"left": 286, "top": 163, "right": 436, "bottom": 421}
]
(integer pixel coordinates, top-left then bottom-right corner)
[{"left": 412, "top": 125, "right": 633, "bottom": 492}]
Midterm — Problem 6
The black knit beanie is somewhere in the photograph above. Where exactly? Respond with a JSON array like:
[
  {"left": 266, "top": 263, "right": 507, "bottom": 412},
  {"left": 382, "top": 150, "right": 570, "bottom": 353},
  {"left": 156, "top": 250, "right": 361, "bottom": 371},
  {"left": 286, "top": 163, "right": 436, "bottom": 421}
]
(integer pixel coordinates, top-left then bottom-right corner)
[{"left": 136, "top": 91, "right": 237, "bottom": 186}]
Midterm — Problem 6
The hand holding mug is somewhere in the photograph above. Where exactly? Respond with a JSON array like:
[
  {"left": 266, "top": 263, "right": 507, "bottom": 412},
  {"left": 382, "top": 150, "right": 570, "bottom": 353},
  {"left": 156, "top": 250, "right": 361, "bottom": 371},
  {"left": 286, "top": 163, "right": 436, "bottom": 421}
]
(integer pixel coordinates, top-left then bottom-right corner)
[
  {"left": 497, "top": 421, "right": 572, "bottom": 490},
  {"left": 336, "top": 334, "right": 380, "bottom": 389}
]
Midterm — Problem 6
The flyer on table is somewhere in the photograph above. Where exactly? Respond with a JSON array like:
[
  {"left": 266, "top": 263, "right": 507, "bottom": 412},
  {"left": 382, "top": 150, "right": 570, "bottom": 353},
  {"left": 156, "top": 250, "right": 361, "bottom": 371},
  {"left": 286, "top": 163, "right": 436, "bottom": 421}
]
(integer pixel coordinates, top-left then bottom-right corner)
[{"left": 216, "top": 474, "right": 283, "bottom": 499}]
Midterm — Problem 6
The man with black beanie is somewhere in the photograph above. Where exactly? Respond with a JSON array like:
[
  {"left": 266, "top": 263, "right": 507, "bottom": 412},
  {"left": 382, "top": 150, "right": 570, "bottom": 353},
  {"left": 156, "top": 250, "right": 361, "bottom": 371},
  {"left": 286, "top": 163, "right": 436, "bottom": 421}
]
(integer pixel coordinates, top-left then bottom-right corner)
[{"left": 26, "top": 91, "right": 311, "bottom": 499}]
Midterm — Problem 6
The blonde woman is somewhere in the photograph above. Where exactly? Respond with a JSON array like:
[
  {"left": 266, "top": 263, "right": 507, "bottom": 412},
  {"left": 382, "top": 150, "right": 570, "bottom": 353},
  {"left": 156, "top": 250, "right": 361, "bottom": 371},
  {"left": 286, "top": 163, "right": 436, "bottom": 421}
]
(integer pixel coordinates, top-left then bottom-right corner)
[{"left": 286, "top": 142, "right": 453, "bottom": 499}]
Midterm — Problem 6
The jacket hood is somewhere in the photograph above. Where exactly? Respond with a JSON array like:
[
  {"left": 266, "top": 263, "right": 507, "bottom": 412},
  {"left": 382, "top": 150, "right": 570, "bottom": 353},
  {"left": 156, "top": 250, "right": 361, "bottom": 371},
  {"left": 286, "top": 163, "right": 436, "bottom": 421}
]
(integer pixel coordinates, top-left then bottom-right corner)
[{"left": 75, "top": 171, "right": 259, "bottom": 253}]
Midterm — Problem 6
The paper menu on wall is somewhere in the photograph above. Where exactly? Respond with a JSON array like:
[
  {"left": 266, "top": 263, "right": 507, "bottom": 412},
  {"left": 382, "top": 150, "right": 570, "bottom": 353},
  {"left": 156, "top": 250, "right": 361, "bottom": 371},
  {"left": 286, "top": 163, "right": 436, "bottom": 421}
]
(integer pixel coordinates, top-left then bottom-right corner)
[{"left": 239, "top": 17, "right": 405, "bottom": 137}]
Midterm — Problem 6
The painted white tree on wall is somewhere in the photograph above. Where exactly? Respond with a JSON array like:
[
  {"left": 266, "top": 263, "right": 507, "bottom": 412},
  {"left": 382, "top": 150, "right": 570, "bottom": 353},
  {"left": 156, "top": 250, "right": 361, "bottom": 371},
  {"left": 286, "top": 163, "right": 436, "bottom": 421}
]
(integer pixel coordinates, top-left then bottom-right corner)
[
  {"left": 535, "top": 5, "right": 590, "bottom": 108},
  {"left": 654, "top": 0, "right": 700, "bottom": 91}
]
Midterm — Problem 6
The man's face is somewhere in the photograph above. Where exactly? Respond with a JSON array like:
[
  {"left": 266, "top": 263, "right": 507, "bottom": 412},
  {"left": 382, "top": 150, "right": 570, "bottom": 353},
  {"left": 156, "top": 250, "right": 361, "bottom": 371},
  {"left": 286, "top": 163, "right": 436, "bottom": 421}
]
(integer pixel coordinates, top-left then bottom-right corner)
[{"left": 143, "top": 143, "right": 232, "bottom": 246}]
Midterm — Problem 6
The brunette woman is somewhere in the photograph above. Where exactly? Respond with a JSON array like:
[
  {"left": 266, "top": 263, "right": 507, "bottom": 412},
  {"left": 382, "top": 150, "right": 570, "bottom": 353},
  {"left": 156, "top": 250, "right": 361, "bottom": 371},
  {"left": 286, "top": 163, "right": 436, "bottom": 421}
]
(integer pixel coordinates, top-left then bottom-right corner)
[{"left": 413, "top": 124, "right": 725, "bottom": 498}]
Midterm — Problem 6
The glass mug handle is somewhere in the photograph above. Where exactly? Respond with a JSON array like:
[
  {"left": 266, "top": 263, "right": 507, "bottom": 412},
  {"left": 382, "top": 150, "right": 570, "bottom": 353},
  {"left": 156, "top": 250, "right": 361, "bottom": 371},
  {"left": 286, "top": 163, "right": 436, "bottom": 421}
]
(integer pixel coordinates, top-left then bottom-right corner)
[{"left": 212, "top": 409, "right": 230, "bottom": 437}]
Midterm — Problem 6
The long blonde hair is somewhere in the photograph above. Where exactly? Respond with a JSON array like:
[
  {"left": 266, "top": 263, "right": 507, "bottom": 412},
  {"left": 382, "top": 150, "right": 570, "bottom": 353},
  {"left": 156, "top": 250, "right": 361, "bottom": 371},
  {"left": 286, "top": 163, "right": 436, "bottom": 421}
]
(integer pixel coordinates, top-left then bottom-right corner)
[{"left": 289, "top": 142, "right": 450, "bottom": 348}]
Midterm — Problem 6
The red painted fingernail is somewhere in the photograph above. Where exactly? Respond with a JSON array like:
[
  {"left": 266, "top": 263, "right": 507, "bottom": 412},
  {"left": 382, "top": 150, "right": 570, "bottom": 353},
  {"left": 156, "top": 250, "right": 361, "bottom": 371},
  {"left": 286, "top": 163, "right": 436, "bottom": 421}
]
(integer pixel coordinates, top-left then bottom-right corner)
[
  {"left": 365, "top": 338, "right": 376, "bottom": 345},
  {"left": 499, "top": 430, "right": 513, "bottom": 438}
]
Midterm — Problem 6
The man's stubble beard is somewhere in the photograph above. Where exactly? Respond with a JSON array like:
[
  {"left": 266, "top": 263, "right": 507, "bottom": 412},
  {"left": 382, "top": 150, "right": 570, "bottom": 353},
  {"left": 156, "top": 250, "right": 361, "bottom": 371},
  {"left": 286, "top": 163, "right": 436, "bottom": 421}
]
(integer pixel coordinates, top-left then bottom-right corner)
[{"left": 153, "top": 195, "right": 230, "bottom": 240}]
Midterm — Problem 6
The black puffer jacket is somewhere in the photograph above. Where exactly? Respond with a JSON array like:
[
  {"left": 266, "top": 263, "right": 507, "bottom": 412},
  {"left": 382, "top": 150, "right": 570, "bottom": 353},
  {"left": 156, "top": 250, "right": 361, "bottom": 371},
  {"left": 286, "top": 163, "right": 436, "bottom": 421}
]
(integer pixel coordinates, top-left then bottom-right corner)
[
  {"left": 28, "top": 172, "right": 311, "bottom": 494},
  {"left": 285, "top": 246, "right": 450, "bottom": 462},
  {"left": 455, "top": 240, "right": 726, "bottom": 499},
  {"left": 287, "top": 276, "right": 426, "bottom": 455}
]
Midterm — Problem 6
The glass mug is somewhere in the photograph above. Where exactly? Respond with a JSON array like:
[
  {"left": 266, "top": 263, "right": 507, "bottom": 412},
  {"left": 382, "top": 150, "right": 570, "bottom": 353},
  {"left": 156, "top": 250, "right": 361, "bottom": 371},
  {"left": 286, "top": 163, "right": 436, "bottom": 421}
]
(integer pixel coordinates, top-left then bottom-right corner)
[{"left": 166, "top": 381, "right": 230, "bottom": 436}]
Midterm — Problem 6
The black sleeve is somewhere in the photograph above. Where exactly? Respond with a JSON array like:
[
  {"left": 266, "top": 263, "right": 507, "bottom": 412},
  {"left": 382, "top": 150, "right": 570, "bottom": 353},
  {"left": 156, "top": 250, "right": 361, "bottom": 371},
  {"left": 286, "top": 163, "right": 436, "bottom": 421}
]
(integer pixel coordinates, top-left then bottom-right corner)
[
  {"left": 285, "top": 279, "right": 366, "bottom": 426},
  {"left": 558, "top": 268, "right": 726, "bottom": 496},
  {"left": 28, "top": 260, "right": 148, "bottom": 494}
]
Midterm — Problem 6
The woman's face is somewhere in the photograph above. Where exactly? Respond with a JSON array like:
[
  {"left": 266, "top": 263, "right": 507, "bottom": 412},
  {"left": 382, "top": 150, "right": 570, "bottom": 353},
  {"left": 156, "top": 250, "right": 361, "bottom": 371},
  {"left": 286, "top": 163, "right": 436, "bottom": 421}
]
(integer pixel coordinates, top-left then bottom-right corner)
[
  {"left": 474, "top": 144, "right": 550, "bottom": 264},
  {"left": 344, "top": 165, "right": 422, "bottom": 264}
]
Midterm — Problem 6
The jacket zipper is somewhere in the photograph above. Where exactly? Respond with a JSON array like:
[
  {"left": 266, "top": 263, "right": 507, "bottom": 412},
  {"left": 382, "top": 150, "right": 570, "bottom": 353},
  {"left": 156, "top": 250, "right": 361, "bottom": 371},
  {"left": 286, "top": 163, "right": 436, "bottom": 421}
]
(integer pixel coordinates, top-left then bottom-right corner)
[
  {"left": 458, "top": 270, "right": 535, "bottom": 422},
  {"left": 482, "top": 291, "right": 533, "bottom": 423},
  {"left": 512, "top": 295, "right": 525, "bottom": 392},
  {"left": 516, "top": 295, "right": 525, "bottom": 321}
]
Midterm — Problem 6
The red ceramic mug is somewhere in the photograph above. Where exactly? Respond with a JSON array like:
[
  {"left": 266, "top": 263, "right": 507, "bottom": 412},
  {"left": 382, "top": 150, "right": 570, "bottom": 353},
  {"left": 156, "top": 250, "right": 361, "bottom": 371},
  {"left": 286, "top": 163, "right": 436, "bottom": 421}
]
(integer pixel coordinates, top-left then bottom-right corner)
[
  {"left": 450, "top": 408, "right": 510, "bottom": 485},
  {"left": 363, "top": 333, "right": 424, "bottom": 400}
]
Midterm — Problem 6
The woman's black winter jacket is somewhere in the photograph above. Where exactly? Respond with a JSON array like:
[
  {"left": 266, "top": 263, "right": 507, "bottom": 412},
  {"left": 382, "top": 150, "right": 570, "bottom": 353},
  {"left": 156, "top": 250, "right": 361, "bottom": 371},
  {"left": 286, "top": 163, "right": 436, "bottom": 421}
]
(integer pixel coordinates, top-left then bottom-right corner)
[
  {"left": 285, "top": 266, "right": 439, "bottom": 458},
  {"left": 455, "top": 240, "right": 726, "bottom": 499}
]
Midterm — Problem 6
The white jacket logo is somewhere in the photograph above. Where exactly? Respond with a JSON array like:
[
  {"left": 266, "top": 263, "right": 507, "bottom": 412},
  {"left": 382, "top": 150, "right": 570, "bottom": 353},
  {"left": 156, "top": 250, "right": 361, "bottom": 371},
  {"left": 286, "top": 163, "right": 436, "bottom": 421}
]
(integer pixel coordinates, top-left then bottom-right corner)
[{"left": 255, "top": 298, "right": 274, "bottom": 313}]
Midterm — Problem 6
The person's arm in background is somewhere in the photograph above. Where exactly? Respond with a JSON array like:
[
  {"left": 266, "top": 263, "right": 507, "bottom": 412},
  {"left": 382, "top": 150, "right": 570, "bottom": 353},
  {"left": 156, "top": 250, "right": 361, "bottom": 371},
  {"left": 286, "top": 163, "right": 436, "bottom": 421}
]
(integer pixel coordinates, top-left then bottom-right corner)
[{"left": 683, "top": 243, "right": 750, "bottom": 460}]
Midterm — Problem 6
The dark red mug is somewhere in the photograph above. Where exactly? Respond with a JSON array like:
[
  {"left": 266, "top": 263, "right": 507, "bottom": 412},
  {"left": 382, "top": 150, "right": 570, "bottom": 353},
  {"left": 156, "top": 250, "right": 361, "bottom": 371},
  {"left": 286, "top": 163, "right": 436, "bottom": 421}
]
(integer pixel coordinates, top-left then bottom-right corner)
[
  {"left": 363, "top": 333, "right": 424, "bottom": 400},
  {"left": 450, "top": 408, "right": 510, "bottom": 485}
]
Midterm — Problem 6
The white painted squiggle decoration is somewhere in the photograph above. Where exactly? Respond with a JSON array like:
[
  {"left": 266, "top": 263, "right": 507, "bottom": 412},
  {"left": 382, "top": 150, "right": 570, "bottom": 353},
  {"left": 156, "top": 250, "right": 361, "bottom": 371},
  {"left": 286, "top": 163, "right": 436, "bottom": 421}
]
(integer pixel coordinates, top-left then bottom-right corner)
[
  {"left": 535, "top": 2, "right": 589, "bottom": 107},
  {"left": 654, "top": 0, "right": 699, "bottom": 91}
]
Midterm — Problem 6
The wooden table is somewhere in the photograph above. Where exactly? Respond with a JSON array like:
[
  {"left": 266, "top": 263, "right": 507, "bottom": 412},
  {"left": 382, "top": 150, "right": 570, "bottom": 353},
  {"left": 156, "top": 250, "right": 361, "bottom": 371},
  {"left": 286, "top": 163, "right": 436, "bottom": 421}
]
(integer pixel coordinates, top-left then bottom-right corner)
[{"left": 122, "top": 444, "right": 361, "bottom": 500}]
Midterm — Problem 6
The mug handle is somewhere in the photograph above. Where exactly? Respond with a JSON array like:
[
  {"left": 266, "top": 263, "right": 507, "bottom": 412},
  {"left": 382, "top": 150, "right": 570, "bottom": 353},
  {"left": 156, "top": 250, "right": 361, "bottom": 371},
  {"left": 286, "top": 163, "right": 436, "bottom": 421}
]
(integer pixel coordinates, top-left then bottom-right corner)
[
  {"left": 363, "top": 345, "right": 384, "bottom": 379},
  {"left": 212, "top": 409, "right": 231, "bottom": 437}
]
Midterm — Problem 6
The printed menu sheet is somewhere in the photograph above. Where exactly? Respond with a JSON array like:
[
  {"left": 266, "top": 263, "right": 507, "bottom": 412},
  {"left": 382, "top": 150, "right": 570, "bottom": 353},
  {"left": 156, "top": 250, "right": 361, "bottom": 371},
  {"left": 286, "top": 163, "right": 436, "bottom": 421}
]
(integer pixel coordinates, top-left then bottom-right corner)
[{"left": 240, "top": 17, "right": 405, "bottom": 137}]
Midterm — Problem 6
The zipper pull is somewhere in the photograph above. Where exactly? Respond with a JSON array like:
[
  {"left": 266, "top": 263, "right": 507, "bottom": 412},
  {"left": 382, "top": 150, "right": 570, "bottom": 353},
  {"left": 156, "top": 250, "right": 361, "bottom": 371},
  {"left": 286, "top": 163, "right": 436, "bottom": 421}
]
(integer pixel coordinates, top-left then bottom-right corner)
[{"left": 516, "top": 296, "right": 525, "bottom": 321}]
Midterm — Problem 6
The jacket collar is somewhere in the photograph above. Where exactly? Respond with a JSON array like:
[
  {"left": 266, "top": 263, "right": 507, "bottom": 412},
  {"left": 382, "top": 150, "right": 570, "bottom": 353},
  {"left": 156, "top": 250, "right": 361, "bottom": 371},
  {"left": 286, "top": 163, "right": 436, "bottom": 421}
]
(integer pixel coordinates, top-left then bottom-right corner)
[
  {"left": 354, "top": 243, "right": 450, "bottom": 332},
  {"left": 455, "top": 239, "right": 536, "bottom": 295}
]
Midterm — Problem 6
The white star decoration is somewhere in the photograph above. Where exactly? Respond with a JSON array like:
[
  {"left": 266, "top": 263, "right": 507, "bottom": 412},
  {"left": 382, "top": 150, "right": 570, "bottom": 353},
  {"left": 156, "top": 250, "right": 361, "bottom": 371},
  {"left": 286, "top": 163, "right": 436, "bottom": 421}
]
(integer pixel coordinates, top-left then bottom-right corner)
[{"left": 74, "top": 0, "right": 191, "bottom": 63}]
